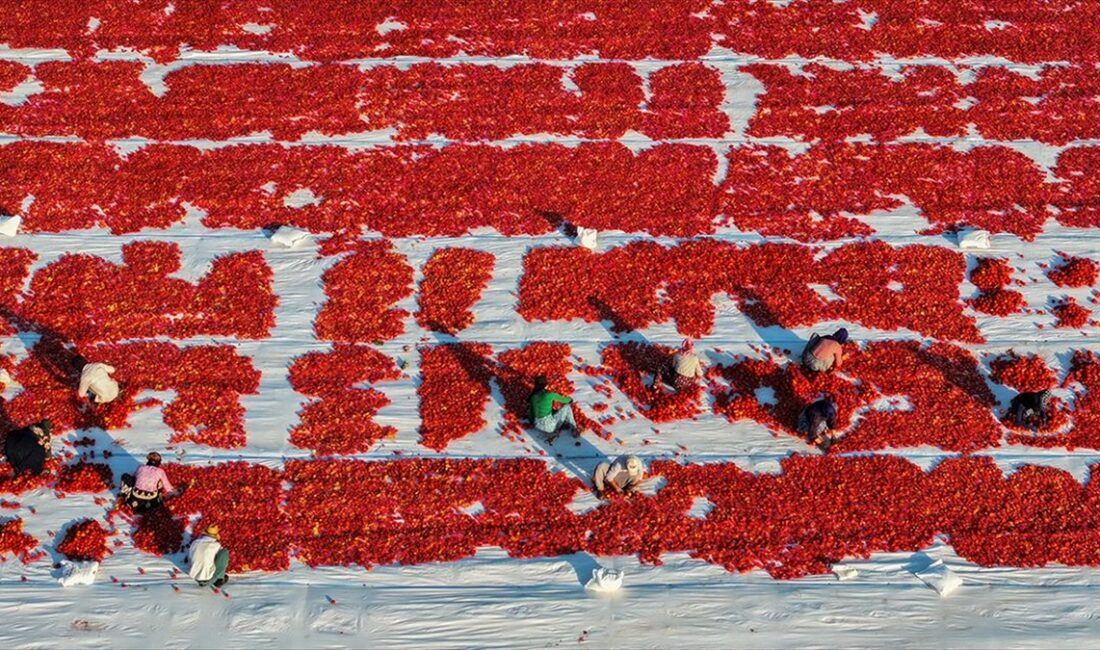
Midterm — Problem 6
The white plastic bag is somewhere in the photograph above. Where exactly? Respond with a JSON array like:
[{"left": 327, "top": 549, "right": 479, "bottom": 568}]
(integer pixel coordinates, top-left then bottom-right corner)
[
  {"left": 0, "top": 368, "right": 9, "bottom": 384},
  {"left": 0, "top": 215, "right": 21, "bottom": 238},
  {"left": 584, "top": 568, "right": 623, "bottom": 593},
  {"left": 832, "top": 564, "right": 859, "bottom": 581},
  {"left": 270, "top": 226, "right": 312, "bottom": 249},
  {"left": 58, "top": 560, "right": 99, "bottom": 587},
  {"left": 957, "top": 228, "right": 990, "bottom": 250},
  {"left": 576, "top": 227, "right": 598, "bottom": 252},
  {"left": 913, "top": 559, "right": 962, "bottom": 596}
]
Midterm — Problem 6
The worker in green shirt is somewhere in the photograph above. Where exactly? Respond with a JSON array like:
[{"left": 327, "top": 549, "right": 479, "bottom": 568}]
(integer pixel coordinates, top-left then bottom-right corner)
[{"left": 529, "top": 375, "right": 580, "bottom": 439}]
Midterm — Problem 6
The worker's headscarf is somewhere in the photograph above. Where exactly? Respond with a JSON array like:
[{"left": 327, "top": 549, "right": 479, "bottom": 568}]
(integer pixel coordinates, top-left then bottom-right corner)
[
  {"left": 625, "top": 455, "right": 644, "bottom": 478},
  {"left": 680, "top": 339, "right": 694, "bottom": 353},
  {"left": 146, "top": 451, "right": 162, "bottom": 467},
  {"left": 833, "top": 328, "right": 850, "bottom": 344},
  {"left": 205, "top": 525, "right": 220, "bottom": 540}
]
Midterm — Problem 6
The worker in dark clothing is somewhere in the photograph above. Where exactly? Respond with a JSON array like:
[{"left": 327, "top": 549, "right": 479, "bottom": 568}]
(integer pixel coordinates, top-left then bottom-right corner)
[
  {"left": 1009, "top": 389, "right": 1053, "bottom": 429},
  {"left": 797, "top": 398, "right": 839, "bottom": 452},
  {"left": 3, "top": 420, "right": 52, "bottom": 475}
]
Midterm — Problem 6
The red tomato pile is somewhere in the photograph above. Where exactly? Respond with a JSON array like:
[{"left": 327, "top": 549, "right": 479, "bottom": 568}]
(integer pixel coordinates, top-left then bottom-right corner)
[
  {"left": 710, "top": 350, "right": 867, "bottom": 438},
  {"left": 106, "top": 454, "right": 1100, "bottom": 577},
  {"left": 711, "top": 1, "right": 1100, "bottom": 64},
  {"left": 0, "top": 517, "right": 40, "bottom": 563},
  {"left": 1052, "top": 297, "right": 1093, "bottom": 329},
  {"left": 416, "top": 248, "right": 495, "bottom": 335},
  {"left": 0, "top": 0, "right": 716, "bottom": 62},
  {"left": 360, "top": 62, "right": 726, "bottom": 141},
  {"left": 55, "top": 462, "right": 113, "bottom": 494},
  {"left": 720, "top": 143, "right": 1052, "bottom": 240},
  {"left": 164, "top": 462, "right": 289, "bottom": 571},
  {"left": 969, "top": 289, "right": 1027, "bottom": 316},
  {"left": 1054, "top": 148, "right": 1100, "bottom": 228},
  {"left": 989, "top": 352, "right": 1058, "bottom": 392},
  {"left": 0, "top": 61, "right": 26, "bottom": 92},
  {"left": 8, "top": 1, "right": 1100, "bottom": 65},
  {"left": 967, "top": 257, "right": 1025, "bottom": 316},
  {"left": 5, "top": 138, "right": 1100, "bottom": 239},
  {"left": 519, "top": 240, "right": 980, "bottom": 342},
  {"left": 599, "top": 342, "right": 703, "bottom": 422},
  {"left": 283, "top": 458, "right": 585, "bottom": 568},
  {"left": 746, "top": 64, "right": 1100, "bottom": 146},
  {"left": 0, "top": 59, "right": 699, "bottom": 142},
  {"left": 56, "top": 518, "right": 111, "bottom": 562},
  {"left": 0, "top": 458, "right": 114, "bottom": 496},
  {"left": 0, "top": 248, "right": 35, "bottom": 335},
  {"left": 314, "top": 241, "right": 414, "bottom": 343},
  {"left": 0, "top": 459, "right": 57, "bottom": 495},
  {"left": 970, "top": 257, "right": 1015, "bottom": 290},
  {"left": 418, "top": 342, "right": 611, "bottom": 445},
  {"left": 14, "top": 242, "right": 275, "bottom": 341},
  {"left": 417, "top": 344, "right": 495, "bottom": 450},
  {"left": 129, "top": 506, "right": 184, "bottom": 557},
  {"left": 1048, "top": 254, "right": 1099, "bottom": 287},
  {"left": 288, "top": 345, "right": 400, "bottom": 455}
]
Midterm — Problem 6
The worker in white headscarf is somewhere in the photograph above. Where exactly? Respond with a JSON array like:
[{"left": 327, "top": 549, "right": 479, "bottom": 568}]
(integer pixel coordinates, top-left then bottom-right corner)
[
  {"left": 593, "top": 455, "right": 645, "bottom": 497},
  {"left": 76, "top": 361, "right": 119, "bottom": 404}
]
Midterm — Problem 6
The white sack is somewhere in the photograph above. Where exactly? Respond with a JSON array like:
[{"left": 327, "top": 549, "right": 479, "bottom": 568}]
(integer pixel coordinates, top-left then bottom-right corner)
[
  {"left": 584, "top": 568, "right": 623, "bottom": 593},
  {"left": 58, "top": 561, "right": 99, "bottom": 587},
  {"left": 576, "top": 227, "right": 598, "bottom": 252},
  {"left": 270, "top": 226, "right": 312, "bottom": 248},
  {"left": 957, "top": 229, "right": 991, "bottom": 250},
  {"left": 0, "top": 215, "right": 21, "bottom": 238},
  {"left": 913, "top": 559, "right": 962, "bottom": 597},
  {"left": 832, "top": 564, "right": 859, "bottom": 581}
]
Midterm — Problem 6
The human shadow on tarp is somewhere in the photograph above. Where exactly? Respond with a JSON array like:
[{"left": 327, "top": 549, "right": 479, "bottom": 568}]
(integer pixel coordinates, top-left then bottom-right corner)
[
  {"left": 564, "top": 551, "right": 602, "bottom": 587},
  {"left": 588, "top": 296, "right": 651, "bottom": 344},
  {"left": 0, "top": 306, "right": 87, "bottom": 386},
  {"left": 736, "top": 289, "right": 808, "bottom": 361}
]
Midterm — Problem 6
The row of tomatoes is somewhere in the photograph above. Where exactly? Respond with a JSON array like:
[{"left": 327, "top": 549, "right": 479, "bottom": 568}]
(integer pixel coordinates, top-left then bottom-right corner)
[
  {"left": 519, "top": 239, "right": 982, "bottom": 342},
  {"left": 12, "top": 453, "right": 1100, "bottom": 578},
  {"left": 1, "top": 338, "right": 1090, "bottom": 458},
  {"left": 0, "top": 60, "right": 726, "bottom": 142},
  {"left": 3, "top": 0, "right": 1098, "bottom": 64},
  {"left": 747, "top": 63, "right": 1100, "bottom": 146},
  {"left": 12, "top": 139, "right": 1100, "bottom": 241}
]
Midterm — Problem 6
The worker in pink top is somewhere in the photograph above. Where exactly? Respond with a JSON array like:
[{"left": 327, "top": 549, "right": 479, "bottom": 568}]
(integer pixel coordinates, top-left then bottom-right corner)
[
  {"left": 120, "top": 452, "right": 176, "bottom": 512},
  {"left": 801, "top": 328, "right": 849, "bottom": 373}
]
